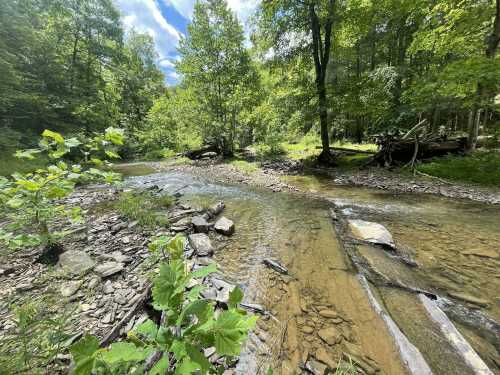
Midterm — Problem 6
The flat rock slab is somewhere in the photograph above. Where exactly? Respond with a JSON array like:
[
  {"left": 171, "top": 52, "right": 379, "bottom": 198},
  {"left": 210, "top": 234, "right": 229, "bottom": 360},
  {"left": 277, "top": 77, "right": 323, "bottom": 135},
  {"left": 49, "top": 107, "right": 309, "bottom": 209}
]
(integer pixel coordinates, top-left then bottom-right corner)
[
  {"left": 94, "top": 262, "right": 124, "bottom": 278},
  {"left": 214, "top": 216, "right": 235, "bottom": 235},
  {"left": 448, "top": 292, "right": 490, "bottom": 307},
  {"left": 60, "top": 280, "right": 83, "bottom": 297},
  {"left": 188, "top": 233, "right": 214, "bottom": 256},
  {"left": 348, "top": 219, "right": 395, "bottom": 248},
  {"left": 192, "top": 215, "right": 210, "bottom": 233},
  {"left": 317, "top": 326, "right": 342, "bottom": 345},
  {"left": 58, "top": 250, "right": 96, "bottom": 274}
]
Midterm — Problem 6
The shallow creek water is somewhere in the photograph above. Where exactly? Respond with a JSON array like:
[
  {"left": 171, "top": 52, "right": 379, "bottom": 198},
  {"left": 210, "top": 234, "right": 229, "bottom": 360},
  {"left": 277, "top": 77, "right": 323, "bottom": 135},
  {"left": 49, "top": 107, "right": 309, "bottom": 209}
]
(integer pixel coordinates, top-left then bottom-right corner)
[{"left": 122, "top": 167, "right": 499, "bottom": 374}]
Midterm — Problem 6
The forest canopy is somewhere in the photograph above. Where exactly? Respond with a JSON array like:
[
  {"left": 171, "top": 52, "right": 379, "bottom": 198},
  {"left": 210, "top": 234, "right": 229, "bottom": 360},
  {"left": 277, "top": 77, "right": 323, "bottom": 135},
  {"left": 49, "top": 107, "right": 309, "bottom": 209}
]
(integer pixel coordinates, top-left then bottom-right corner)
[{"left": 0, "top": 0, "right": 499, "bottom": 165}]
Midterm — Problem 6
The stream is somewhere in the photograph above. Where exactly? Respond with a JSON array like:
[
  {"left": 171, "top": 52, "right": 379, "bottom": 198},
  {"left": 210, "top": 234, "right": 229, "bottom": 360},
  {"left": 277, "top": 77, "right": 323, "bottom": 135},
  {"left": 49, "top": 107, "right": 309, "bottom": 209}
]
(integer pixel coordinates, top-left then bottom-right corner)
[{"left": 122, "top": 165, "right": 499, "bottom": 374}]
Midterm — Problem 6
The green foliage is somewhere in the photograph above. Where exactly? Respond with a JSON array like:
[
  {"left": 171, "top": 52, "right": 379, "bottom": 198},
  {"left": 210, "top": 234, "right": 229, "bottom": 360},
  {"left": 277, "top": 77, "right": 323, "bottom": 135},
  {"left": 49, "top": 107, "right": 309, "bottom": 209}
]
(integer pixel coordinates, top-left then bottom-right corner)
[
  {"left": 417, "top": 151, "right": 500, "bottom": 186},
  {"left": 0, "top": 128, "right": 123, "bottom": 250},
  {"left": 114, "top": 191, "right": 173, "bottom": 228},
  {"left": 177, "top": 0, "right": 259, "bottom": 154},
  {"left": 71, "top": 235, "right": 257, "bottom": 374},
  {"left": 0, "top": 301, "right": 73, "bottom": 374}
]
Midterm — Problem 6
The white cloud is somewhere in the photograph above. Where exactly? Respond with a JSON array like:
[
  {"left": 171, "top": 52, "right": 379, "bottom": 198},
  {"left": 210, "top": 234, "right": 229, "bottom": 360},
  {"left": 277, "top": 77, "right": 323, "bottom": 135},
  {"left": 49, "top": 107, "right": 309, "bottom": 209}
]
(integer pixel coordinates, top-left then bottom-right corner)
[
  {"left": 159, "top": 59, "right": 175, "bottom": 68},
  {"left": 227, "top": 0, "right": 260, "bottom": 24},
  {"left": 114, "top": 0, "right": 182, "bottom": 59},
  {"left": 166, "top": 0, "right": 196, "bottom": 19}
]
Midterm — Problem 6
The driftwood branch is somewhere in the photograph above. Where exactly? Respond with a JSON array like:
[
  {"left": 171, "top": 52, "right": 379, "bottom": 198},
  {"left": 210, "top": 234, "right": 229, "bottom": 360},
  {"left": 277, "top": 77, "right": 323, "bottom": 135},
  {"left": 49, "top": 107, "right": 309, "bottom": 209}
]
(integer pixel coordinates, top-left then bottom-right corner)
[{"left": 315, "top": 146, "right": 377, "bottom": 154}]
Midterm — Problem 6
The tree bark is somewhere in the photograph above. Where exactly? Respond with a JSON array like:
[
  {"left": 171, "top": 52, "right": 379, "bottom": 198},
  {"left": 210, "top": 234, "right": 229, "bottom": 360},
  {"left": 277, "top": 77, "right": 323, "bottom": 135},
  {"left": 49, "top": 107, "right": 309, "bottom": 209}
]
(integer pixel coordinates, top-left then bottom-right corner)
[{"left": 309, "top": 0, "right": 336, "bottom": 164}]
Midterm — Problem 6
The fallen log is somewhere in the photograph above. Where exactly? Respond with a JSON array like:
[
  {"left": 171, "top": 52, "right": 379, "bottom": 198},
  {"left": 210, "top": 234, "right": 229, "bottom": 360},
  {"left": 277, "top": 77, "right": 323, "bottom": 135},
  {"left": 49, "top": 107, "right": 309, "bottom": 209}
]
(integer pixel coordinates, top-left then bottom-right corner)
[
  {"left": 374, "top": 136, "right": 467, "bottom": 166},
  {"left": 182, "top": 145, "right": 219, "bottom": 160},
  {"left": 315, "top": 146, "right": 377, "bottom": 154}
]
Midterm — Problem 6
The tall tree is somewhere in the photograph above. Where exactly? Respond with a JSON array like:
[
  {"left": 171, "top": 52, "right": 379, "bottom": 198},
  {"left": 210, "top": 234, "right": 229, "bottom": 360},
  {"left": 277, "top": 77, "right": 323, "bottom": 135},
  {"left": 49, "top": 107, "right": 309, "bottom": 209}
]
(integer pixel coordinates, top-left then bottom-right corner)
[
  {"left": 177, "top": 0, "right": 257, "bottom": 154},
  {"left": 258, "top": 0, "right": 338, "bottom": 164}
]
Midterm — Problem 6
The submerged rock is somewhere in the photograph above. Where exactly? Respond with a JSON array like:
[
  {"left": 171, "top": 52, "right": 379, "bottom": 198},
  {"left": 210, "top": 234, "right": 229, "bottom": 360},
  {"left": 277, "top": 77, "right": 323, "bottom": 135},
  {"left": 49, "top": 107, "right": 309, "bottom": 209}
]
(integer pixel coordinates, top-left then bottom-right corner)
[
  {"left": 348, "top": 219, "right": 396, "bottom": 248},
  {"left": 58, "top": 250, "right": 96, "bottom": 274},
  {"left": 214, "top": 217, "right": 235, "bottom": 235},
  {"left": 262, "top": 259, "right": 288, "bottom": 275},
  {"left": 448, "top": 292, "right": 490, "bottom": 308},
  {"left": 188, "top": 234, "right": 214, "bottom": 256},
  {"left": 317, "top": 326, "right": 342, "bottom": 345}
]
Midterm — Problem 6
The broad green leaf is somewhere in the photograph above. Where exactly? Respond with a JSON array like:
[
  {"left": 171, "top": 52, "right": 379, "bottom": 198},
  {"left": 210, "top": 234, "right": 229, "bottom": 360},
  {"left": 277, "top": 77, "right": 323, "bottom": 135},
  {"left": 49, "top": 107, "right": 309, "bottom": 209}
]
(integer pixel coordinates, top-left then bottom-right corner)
[
  {"left": 6, "top": 197, "right": 24, "bottom": 209},
  {"left": 228, "top": 286, "right": 243, "bottom": 308},
  {"left": 149, "top": 355, "right": 169, "bottom": 375},
  {"left": 211, "top": 310, "right": 258, "bottom": 356},
  {"left": 168, "top": 235, "right": 185, "bottom": 260},
  {"left": 100, "top": 342, "right": 152, "bottom": 363},
  {"left": 42, "top": 129, "right": 64, "bottom": 144},
  {"left": 105, "top": 150, "right": 121, "bottom": 159},
  {"left": 135, "top": 319, "right": 158, "bottom": 341},
  {"left": 105, "top": 127, "right": 124, "bottom": 145},
  {"left": 186, "top": 344, "right": 211, "bottom": 374},
  {"left": 152, "top": 263, "right": 181, "bottom": 309},
  {"left": 64, "top": 137, "right": 81, "bottom": 148},
  {"left": 175, "top": 358, "right": 200, "bottom": 375},
  {"left": 170, "top": 339, "right": 188, "bottom": 361},
  {"left": 14, "top": 149, "right": 41, "bottom": 160},
  {"left": 186, "top": 285, "right": 206, "bottom": 301},
  {"left": 73, "top": 357, "right": 95, "bottom": 375},
  {"left": 15, "top": 179, "right": 40, "bottom": 191},
  {"left": 176, "top": 299, "right": 209, "bottom": 327},
  {"left": 190, "top": 263, "right": 217, "bottom": 279},
  {"left": 70, "top": 334, "right": 99, "bottom": 364}
]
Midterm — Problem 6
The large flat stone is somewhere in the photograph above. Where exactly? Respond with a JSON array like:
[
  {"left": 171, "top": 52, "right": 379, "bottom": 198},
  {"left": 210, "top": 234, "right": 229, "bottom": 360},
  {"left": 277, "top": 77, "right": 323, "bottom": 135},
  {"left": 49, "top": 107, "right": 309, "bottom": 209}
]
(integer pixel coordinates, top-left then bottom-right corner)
[
  {"left": 94, "top": 262, "right": 124, "bottom": 278},
  {"left": 188, "top": 233, "right": 214, "bottom": 256},
  {"left": 348, "top": 219, "right": 395, "bottom": 248},
  {"left": 214, "top": 216, "right": 235, "bottom": 235},
  {"left": 317, "top": 326, "right": 342, "bottom": 345},
  {"left": 192, "top": 216, "right": 210, "bottom": 233},
  {"left": 58, "top": 250, "right": 96, "bottom": 274}
]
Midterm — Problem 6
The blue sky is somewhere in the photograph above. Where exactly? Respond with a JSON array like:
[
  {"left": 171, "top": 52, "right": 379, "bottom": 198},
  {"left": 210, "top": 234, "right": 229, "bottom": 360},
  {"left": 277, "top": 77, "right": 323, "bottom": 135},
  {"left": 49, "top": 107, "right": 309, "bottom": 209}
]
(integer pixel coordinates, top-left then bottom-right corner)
[{"left": 114, "top": 0, "right": 260, "bottom": 85}]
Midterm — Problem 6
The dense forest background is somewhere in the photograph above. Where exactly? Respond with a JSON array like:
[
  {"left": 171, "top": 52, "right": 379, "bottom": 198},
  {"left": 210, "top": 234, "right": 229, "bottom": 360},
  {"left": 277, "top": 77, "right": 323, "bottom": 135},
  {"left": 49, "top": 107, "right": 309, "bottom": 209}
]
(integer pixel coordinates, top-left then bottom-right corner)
[{"left": 1, "top": 0, "right": 499, "bottom": 170}]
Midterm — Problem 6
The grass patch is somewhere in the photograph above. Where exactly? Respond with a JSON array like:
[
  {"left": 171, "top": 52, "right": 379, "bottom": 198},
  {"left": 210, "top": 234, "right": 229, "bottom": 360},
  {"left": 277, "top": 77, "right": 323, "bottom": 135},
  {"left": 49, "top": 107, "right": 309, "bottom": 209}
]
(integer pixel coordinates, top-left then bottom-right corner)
[
  {"left": 282, "top": 134, "right": 377, "bottom": 161},
  {"left": 416, "top": 151, "right": 500, "bottom": 186},
  {"left": 0, "top": 153, "right": 48, "bottom": 176},
  {"left": 115, "top": 191, "right": 173, "bottom": 228},
  {"left": 227, "top": 158, "right": 260, "bottom": 173}
]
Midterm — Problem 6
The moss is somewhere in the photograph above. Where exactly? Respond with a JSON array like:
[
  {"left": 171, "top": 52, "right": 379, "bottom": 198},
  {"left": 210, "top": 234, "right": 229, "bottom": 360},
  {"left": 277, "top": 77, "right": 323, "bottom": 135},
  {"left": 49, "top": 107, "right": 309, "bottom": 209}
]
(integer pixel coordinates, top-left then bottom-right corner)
[{"left": 226, "top": 158, "right": 260, "bottom": 173}]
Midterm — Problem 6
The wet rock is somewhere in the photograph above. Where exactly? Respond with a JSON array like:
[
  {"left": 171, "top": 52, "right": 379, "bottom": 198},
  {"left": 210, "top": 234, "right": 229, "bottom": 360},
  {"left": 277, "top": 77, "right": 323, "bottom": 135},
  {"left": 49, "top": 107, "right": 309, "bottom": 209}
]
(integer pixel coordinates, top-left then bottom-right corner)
[
  {"left": 58, "top": 250, "right": 96, "bottom": 274},
  {"left": 203, "top": 201, "right": 225, "bottom": 219},
  {"left": 94, "top": 262, "right": 124, "bottom": 278},
  {"left": 448, "top": 292, "right": 490, "bottom": 307},
  {"left": 192, "top": 216, "right": 210, "bottom": 233},
  {"left": 348, "top": 219, "right": 396, "bottom": 248},
  {"left": 60, "top": 280, "right": 83, "bottom": 297},
  {"left": 301, "top": 326, "right": 314, "bottom": 334},
  {"left": 314, "top": 347, "right": 338, "bottom": 370},
  {"left": 201, "top": 151, "right": 218, "bottom": 159},
  {"left": 263, "top": 259, "right": 288, "bottom": 275},
  {"left": 304, "top": 358, "right": 328, "bottom": 375},
  {"left": 214, "top": 217, "right": 235, "bottom": 235},
  {"left": 240, "top": 303, "right": 267, "bottom": 315},
  {"left": 317, "top": 326, "right": 342, "bottom": 345},
  {"left": 461, "top": 248, "right": 498, "bottom": 259},
  {"left": 318, "top": 310, "right": 338, "bottom": 319},
  {"left": 188, "top": 234, "right": 214, "bottom": 256}
]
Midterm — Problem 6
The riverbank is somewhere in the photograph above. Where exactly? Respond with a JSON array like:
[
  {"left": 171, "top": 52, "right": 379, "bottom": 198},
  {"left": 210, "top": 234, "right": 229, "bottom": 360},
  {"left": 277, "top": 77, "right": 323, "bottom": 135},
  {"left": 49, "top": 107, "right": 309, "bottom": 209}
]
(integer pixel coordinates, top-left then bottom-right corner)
[{"left": 149, "top": 156, "right": 500, "bottom": 205}]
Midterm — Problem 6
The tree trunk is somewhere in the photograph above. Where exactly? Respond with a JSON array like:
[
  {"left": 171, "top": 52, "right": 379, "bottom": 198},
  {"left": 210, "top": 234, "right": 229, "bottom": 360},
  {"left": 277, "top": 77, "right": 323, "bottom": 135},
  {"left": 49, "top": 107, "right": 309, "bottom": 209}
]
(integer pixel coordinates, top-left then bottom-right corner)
[{"left": 309, "top": 0, "right": 336, "bottom": 165}]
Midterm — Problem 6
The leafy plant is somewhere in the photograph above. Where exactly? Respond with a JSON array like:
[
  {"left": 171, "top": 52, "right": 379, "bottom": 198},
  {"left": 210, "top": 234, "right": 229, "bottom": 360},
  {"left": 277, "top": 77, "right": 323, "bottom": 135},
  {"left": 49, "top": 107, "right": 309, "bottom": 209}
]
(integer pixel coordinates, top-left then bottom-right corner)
[
  {"left": 71, "top": 235, "right": 257, "bottom": 374},
  {"left": 0, "top": 301, "right": 74, "bottom": 374},
  {"left": 0, "top": 128, "right": 124, "bottom": 256}
]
